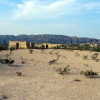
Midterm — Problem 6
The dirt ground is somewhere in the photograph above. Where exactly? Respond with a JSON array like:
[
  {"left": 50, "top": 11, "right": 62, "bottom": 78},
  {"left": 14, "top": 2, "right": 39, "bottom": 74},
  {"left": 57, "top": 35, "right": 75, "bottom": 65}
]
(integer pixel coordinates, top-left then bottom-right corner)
[{"left": 0, "top": 49, "right": 100, "bottom": 100}]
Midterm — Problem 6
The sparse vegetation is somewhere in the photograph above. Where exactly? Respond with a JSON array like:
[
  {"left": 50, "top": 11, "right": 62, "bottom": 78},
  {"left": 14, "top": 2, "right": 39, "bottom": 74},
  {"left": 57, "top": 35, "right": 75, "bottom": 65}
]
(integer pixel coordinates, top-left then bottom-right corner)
[
  {"left": 21, "top": 57, "right": 25, "bottom": 64},
  {"left": 9, "top": 46, "right": 16, "bottom": 52},
  {"left": 0, "top": 44, "right": 8, "bottom": 50},
  {"left": 49, "top": 59, "right": 57, "bottom": 65},
  {"left": 95, "top": 58, "right": 99, "bottom": 62},
  {"left": 91, "top": 53, "right": 98, "bottom": 59},
  {"left": 29, "top": 49, "right": 33, "bottom": 54},
  {"left": 49, "top": 52, "right": 52, "bottom": 54},
  {"left": 55, "top": 52, "right": 59, "bottom": 55},
  {"left": 9, "top": 59, "right": 14, "bottom": 64},
  {"left": 0, "top": 95, "right": 8, "bottom": 99},
  {"left": 54, "top": 65, "right": 70, "bottom": 74},
  {"left": 75, "top": 52, "right": 80, "bottom": 57},
  {"left": 80, "top": 70, "right": 99, "bottom": 78},
  {"left": 73, "top": 79, "right": 81, "bottom": 82},
  {"left": 16, "top": 72, "right": 22, "bottom": 76},
  {"left": 22, "top": 61, "right": 25, "bottom": 64},
  {"left": 57, "top": 54, "right": 60, "bottom": 60},
  {"left": 91, "top": 53, "right": 99, "bottom": 62},
  {"left": 0, "top": 58, "right": 14, "bottom": 64},
  {"left": 83, "top": 55, "right": 88, "bottom": 60},
  {"left": 1, "top": 44, "right": 100, "bottom": 100}
]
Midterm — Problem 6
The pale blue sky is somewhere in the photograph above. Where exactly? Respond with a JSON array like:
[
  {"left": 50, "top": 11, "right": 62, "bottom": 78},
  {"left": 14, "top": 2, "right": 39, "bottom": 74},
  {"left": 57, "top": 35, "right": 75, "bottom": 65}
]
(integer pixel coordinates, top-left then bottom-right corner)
[{"left": 0, "top": 0, "right": 100, "bottom": 39}]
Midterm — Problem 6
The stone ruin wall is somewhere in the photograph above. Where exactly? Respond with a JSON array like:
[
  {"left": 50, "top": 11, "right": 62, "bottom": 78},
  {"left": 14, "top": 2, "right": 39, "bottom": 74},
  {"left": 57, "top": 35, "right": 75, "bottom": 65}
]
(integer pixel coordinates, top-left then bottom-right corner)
[
  {"left": 9, "top": 41, "right": 61, "bottom": 49},
  {"left": 9, "top": 41, "right": 33, "bottom": 49}
]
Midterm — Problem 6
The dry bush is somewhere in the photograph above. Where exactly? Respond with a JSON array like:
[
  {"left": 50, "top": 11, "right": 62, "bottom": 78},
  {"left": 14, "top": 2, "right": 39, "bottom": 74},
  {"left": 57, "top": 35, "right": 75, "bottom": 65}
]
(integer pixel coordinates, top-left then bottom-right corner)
[
  {"left": 83, "top": 55, "right": 88, "bottom": 60},
  {"left": 54, "top": 65, "right": 70, "bottom": 74},
  {"left": 80, "top": 70, "right": 99, "bottom": 78},
  {"left": 16, "top": 72, "right": 22, "bottom": 76},
  {"left": 49, "top": 59, "right": 57, "bottom": 65}
]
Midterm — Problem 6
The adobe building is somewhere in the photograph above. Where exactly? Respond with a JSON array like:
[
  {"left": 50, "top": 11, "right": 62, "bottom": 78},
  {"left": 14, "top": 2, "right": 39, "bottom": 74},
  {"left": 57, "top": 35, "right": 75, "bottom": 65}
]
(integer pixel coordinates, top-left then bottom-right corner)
[
  {"left": 89, "top": 43, "right": 98, "bottom": 48},
  {"left": 9, "top": 41, "right": 34, "bottom": 49},
  {"left": 9, "top": 41, "right": 61, "bottom": 49},
  {"left": 34, "top": 43, "right": 61, "bottom": 49}
]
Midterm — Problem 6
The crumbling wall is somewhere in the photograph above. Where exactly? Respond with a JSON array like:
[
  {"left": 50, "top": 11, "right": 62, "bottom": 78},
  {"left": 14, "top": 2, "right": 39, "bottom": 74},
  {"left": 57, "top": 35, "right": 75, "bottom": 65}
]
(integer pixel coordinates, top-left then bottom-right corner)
[{"left": 9, "top": 41, "right": 18, "bottom": 49}]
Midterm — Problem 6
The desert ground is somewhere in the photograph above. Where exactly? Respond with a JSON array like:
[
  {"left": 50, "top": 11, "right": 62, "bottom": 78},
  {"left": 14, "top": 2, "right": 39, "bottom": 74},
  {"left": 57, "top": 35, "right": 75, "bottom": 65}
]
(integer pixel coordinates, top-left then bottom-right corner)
[{"left": 0, "top": 49, "right": 100, "bottom": 100}]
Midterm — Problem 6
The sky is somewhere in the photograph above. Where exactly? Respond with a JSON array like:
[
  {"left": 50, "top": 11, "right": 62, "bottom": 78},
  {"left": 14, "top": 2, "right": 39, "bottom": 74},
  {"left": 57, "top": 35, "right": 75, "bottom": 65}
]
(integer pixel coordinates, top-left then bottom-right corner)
[{"left": 0, "top": 0, "right": 100, "bottom": 39}]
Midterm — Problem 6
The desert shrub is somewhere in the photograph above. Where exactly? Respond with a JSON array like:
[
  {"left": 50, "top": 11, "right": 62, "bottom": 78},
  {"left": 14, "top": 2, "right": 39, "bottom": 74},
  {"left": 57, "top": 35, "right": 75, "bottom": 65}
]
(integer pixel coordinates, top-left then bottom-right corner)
[
  {"left": 49, "top": 52, "right": 53, "bottom": 54},
  {"left": 73, "top": 79, "right": 81, "bottom": 82},
  {"left": 49, "top": 59, "right": 57, "bottom": 65},
  {"left": 57, "top": 54, "right": 60, "bottom": 60},
  {"left": 0, "top": 95, "right": 7, "bottom": 99},
  {"left": 9, "top": 60, "right": 14, "bottom": 64},
  {"left": 55, "top": 65, "right": 70, "bottom": 74},
  {"left": 16, "top": 72, "right": 22, "bottom": 76},
  {"left": 4, "top": 59, "right": 9, "bottom": 63},
  {"left": 9, "top": 46, "right": 16, "bottom": 52},
  {"left": 80, "top": 70, "right": 99, "bottom": 78},
  {"left": 20, "top": 57, "right": 25, "bottom": 64},
  {"left": 91, "top": 53, "right": 98, "bottom": 60},
  {"left": 0, "top": 44, "right": 8, "bottom": 50},
  {"left": 29, "top": 49, "right": 33, "bottom": 54},
  {"left": 0, "top": 58, "right": 14, "bottom": 64},
  {"left": 95, "top": 58, "right": 99, "bottom": 62},
  {"left": 91, "top": 53, "right": 99, "bottom": 62},
  {"left": 83, "top": 55, "right": 88, "bottom": 60},
  {"left": 22, "top": 61, "right": 25, "bottom": 64},
  {"left": 75, "top": 52, "right": 80, "bottom": 57}
]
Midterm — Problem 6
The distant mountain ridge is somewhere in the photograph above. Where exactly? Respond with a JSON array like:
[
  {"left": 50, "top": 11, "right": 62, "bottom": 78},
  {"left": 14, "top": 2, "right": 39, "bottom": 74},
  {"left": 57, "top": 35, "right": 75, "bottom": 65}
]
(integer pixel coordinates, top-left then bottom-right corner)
[{"left": 0, "top": 34, "right": 100, "bottom": 44}]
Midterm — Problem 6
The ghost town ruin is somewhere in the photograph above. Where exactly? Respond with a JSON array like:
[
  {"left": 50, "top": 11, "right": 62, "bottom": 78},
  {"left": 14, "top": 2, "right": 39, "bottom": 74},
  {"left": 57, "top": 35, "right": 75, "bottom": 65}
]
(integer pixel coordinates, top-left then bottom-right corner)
[{"left": 9, "top": 41, "right": 61, "bottom": 49}]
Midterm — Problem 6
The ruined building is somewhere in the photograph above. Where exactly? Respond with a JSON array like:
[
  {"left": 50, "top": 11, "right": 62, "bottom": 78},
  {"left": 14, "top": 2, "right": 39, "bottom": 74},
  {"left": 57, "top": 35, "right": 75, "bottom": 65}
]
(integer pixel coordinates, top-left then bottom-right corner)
[
  {"left": 9, "top": 41, "right": 61, "bottom": 49},
  {"left": 9, "top": 41, "right": 34, "bottom": 49}
]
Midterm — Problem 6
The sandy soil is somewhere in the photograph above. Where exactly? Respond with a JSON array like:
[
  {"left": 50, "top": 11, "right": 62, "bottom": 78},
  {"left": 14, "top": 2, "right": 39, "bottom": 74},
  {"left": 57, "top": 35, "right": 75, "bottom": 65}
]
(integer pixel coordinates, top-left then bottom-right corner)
[{"left": 0, "top": 49, "right": 100, "bottom": 100}]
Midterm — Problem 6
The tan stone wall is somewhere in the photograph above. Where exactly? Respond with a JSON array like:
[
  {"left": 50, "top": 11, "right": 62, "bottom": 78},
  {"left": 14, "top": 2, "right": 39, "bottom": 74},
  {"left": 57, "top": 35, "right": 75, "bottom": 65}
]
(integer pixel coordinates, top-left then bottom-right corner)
[
  {"left": 34, "top": 43, "right": 61, "bottom": 49},
  {"left": 9, "top": 41, "right": 17, "bottom": 49},
  {"left": 9, "top": 41, "right": 61, "bottom": 49},
  {"left": 89, "top": 43, "right": 98, "bottom": 47},
  {"left": 19, "top": 41, "right": 27, "bottom": 49},
  {"left": 9, "top": 41, "right": 34, "bottom": 49}
]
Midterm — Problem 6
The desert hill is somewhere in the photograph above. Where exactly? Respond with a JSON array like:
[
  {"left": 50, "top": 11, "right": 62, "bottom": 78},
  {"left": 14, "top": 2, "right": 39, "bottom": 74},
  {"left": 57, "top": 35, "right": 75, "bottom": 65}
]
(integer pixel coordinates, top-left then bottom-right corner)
[{"left": 0, "top": 34, "right": 100, "bottom": 44}]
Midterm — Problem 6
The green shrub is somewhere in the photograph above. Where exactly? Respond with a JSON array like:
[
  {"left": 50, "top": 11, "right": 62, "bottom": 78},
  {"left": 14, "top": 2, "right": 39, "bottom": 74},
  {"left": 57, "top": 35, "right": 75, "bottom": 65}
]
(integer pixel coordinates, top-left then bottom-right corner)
[
  {"left": 49, "top": 52, "right": 53, "bottom": 54},
  {"left": 73, "top": 79, "right": 81, "bottom": 82},
  {"left": 22, "top": 61, "right": 25, "bottom": 64},
  {"left": 9, "top": 60, "right": 14, "bottom": 64},
  {"left": 16, "top": 72, "right": 22, "bottom": 76},
  {"left": 95, "top": 58, "right": 99, "bottom": 62},
  {"left": 75, "top": 52, "right": 80, "bottom": 57},
  {"left": 0, "top": 95, "right": 7, "bottom": 99},
  {"left": 4, "top": 59, "right": 9, "bottom": 63},
  {"left": 9, "top": 46, "right": 16, "bottom": 52},
  {"left": 49, "top": 59, "right": 57, "bottom": 65},
  {"left": 0, "top": 58, "right": 14, "bottom": 64},
  {"left": 80, "top": 70, "right": 98, "bottom": 78},
  {"left": 57, "top": 55, "right": 60, "bottom": 60},
  {"left": 83, "top": 55, "right": 88, "bottom": 60},
  {"left": 91, "top": 53, "right": 98, "bottom": 60},
  {"left": 29, "top": 49, "right": 33, "bottom": 54},
  {"left": 55, "top": 65, "right": 70, "bottom": 74}
]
